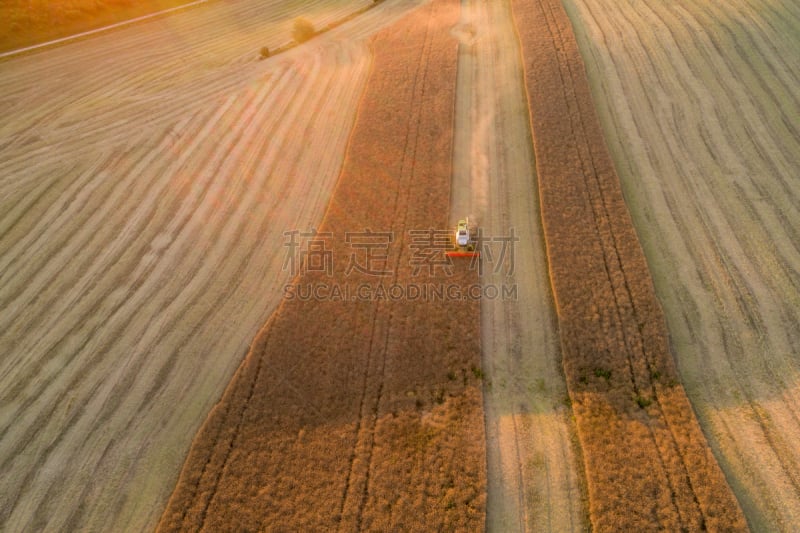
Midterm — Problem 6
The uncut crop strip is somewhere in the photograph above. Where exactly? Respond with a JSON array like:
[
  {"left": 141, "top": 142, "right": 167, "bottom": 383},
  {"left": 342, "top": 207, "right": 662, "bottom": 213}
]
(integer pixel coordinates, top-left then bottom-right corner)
[
  {"left": 510, "top": 0, "right": 747, "bottom": 530},
  {"left": 563, "top": 0, "right": 800, "bottom": 528},
  {"left": 157, "top": 0, "right": 486, "bottom": 530}
]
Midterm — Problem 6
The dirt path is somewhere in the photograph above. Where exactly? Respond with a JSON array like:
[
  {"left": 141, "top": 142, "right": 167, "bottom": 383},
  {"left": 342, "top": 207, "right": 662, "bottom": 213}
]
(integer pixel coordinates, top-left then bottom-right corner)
[
  {"left": 0, "top": 1, "right": 426, "bottom": 531},
  {"left": 563, "top": 0, "right": 800, "bottom": 529},
  {"left": 450, "top": 0, "right": 587, "bottom": 530}
]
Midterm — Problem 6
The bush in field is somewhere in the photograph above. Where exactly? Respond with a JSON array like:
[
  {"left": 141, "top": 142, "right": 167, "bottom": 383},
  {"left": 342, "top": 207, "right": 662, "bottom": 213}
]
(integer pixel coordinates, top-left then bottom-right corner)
[
  {"left": 292, "top": 17, "right": 315, "bottom": 43},
  {"left": 259, "top": 46, "right": 270, "bottom": 59}
]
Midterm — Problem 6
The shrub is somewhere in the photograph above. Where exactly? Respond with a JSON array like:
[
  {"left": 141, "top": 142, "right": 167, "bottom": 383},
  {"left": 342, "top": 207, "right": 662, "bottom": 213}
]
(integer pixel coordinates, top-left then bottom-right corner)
[
  {"left": 470, "top": 365, "right": 483, "bottom": 380},
  {"left": 292, "top": 17, "right": 315, "bottom": 43},
  {"left": 259, "top": 46, "right": 270, "bottom": 59},
  {"left": 594, "top": 368, "right": 611, "bottom": 380}
]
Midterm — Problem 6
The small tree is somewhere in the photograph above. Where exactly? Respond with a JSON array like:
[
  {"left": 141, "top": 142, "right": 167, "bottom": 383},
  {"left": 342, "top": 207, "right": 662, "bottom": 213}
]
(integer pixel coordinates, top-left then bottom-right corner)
[
  {"left": 259, "top": 46, "right": 270, "bottom": 59},
  {"left": 292, "top": 17, "right": 315, "bottom": 43}
]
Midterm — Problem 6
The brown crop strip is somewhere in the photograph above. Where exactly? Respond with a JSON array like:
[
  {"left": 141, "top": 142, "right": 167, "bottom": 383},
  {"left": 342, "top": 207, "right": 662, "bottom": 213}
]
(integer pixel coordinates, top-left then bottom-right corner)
[
  {"left": 509, "top": 0, "right": 748, "bottom": 530},
  {"left": 156, "top": 0, "right": 486, "bottom": 530}
]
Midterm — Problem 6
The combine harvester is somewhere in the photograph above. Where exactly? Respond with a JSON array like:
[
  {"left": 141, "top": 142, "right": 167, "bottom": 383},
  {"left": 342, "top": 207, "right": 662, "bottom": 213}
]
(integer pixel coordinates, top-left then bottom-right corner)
[{"left": 447, "top": 217, "right": 480, "bottom": 258}]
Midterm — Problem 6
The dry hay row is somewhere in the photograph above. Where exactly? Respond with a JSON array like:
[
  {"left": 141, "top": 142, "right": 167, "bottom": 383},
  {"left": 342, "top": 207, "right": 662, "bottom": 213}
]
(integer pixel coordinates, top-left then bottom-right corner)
[
  {"left": 0, "top": 17, "right": 377, "bottom": 533},
  {"left": 639, "top": 0, "right": 800, "bottom": 201},
  {"left": 0, "top": 72, "right": 250, "bottom": 175},
  {"left": 22, "top": 0, "right": 368, "bottom": 81},
  {"left": 1, "top": 0, "right": 366, "bottom": 73},
  {"left": 0, "top": 41, "right": 350, "bottom": 307},
  {"left": 568, "top": 0, "right": 800, "bottom": 285},
  {"left": 3, "top": 53, "right": 230, "bottom": 154},
  {"left": 0, "top": 100, "right": 231, "bottom": 260},
  {"left": 7, "top": 50, "right": 326, "bottom": 432},
  {"left": 563, "top": 0, "right": 800, "bottom": 528},
  {"left": 0, "top": 0, "right": 416, "bottom": 183},
  {"left": 157, "top": 0, "right": 486, "bottom": 530},
  {"left": 510, "top": 0, "right": 749, "bottom": 530},
  {"left": 580, "top": 0, "right": 800, "bottom": 335}
]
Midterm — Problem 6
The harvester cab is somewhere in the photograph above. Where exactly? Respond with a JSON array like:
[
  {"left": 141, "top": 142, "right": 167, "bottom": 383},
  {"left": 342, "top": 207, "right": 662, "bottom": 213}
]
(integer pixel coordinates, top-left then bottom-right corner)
[
  {"left": 448, "top": 217, "right": 479, "bottom": 258},
  {"left": 456, "top": 218, "right": 470, "bottom": 247}
]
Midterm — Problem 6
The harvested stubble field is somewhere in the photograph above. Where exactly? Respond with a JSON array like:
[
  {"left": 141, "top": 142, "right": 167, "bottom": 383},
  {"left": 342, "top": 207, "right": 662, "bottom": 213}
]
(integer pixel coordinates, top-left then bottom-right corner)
[
  {"left": 564, "top": 0, "right": 800, "bottom": 529},
  {"left": 157, "top": 0, "right": 486, "bottom": 530},
  {"left": 511, "top": 0, "right": 747, "bottom": 529},
  {"left": 0, "top": 0, "right": 428, "bottom": 531}
]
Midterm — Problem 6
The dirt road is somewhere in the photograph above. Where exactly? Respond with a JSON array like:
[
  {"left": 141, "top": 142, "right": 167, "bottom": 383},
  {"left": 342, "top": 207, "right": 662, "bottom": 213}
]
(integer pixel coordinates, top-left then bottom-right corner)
[
  {"left": 0, "top": 1, "right": 426, "bottom": 530},
  {"left": 564, "top": 0, "right": 800, "bottom": 529},
  {"left": 450, "top": 0, "right": 587, "bottom": 530}
]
